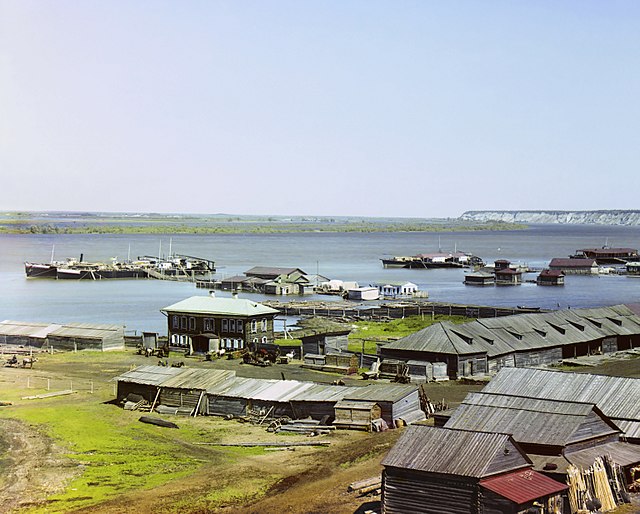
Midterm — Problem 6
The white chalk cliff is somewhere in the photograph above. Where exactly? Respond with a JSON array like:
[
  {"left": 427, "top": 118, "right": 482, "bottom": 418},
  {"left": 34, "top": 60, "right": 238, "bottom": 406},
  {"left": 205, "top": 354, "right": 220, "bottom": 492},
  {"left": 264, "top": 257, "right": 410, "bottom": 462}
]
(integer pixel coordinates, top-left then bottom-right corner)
[{"left": 460, "top": 210, "right": 640, "bottom": 226}]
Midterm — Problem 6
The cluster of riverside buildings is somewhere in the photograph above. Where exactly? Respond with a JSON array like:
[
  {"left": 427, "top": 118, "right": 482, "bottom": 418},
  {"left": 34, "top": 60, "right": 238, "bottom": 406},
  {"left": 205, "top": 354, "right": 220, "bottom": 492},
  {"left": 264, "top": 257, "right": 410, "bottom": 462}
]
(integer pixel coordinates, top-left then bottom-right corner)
[{"left": 2, "top": 293, "right": 640, "bottom": 512}]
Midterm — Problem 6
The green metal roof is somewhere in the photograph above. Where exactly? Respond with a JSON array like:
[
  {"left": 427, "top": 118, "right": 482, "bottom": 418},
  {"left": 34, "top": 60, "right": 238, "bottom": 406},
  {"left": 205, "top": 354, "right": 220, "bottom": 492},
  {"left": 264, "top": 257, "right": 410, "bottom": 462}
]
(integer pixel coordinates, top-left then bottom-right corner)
[{"left": 161, "top": 295, "right": 278, "bottom": 317}]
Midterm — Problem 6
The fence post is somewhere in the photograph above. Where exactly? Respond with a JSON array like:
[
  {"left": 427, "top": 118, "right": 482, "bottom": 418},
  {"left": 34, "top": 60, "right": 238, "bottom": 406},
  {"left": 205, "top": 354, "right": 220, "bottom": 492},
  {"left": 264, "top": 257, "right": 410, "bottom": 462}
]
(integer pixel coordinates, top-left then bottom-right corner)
[
  {"left": 47, "top": 378, "right": 50, "bottom": 391},
  {"left": 91, "top": 381, "right": 94, "bottom": 394}
]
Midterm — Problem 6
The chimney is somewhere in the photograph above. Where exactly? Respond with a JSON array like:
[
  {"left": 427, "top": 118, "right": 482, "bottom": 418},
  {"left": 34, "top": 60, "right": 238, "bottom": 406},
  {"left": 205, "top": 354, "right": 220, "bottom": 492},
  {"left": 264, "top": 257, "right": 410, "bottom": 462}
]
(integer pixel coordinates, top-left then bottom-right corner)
[{"left": 209, "top": 290, "right": 215, "bottom": 298}]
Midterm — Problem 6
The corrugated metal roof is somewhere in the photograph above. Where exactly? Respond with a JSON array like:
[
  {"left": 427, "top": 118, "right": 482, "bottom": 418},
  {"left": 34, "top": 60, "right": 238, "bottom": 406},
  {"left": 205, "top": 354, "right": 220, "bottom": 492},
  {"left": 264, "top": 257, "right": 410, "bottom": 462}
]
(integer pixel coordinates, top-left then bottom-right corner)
[
  {"left": 159, "top": 368, "right": 236, "bottom": 390},
  {"left": 0, "top": 320, "right": 61, "bottom": 338},
  {"left": 565, "top": 441, "right": 640, "bottom": 468},
  {"left": 483, "top": 368, "right": 640, "bottom": 425},
  {"left": 480, "top": 469, "right": 567, "bottom": 504},
  {"left": 161, "top": 296, "right": 278, "bottom": 316},
  {"left": 290, "top": 383, "right": 352, "bottom": 402},
  {"left": 49, "top": 322, "right": 123, "bottom": 339},
  {"left": 444, "top": 392, "right": 618, "bottom": 447},
  {"left": 382, "top": 426, "right": 528, "bottom": 477},
  {"left": 345, "top": 383, "right": 418, "bottom": 402},
  {"left": 0, "top": 320, "right": 121, "bottom": 339},
  {"left": 116, "top": 365, "right": 183, "bottom": 386}
]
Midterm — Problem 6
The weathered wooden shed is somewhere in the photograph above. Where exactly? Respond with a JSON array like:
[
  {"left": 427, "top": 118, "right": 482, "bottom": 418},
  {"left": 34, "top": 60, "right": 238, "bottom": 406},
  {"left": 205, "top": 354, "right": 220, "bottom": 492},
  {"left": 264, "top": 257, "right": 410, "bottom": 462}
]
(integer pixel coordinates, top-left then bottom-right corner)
[
  {"left": 483, "top": 367, "right": 640, "bottom": 443},
  {"left": 0, "top": 320, "right": 125, "bottom": 351},
  {"left": 380, "top": 305, "right": 640, "bottom": 378},
  {"left": 463, "top": 271, "right": 495, "bottom": 286},
  {"left": 302, "top": 352, "right": 358, "bottom": 374},
  {"left": 47, "top": 322, "right": 125, "bottom": 351},
  {"left": 344, "top": 384, "right": 425, "bottom": 427},
  {"left": 288, "top": 383, "right": 351, "bottom": 421},
  {"left": 206, "top": 378, "right": 313, "bottom": 419},
  {"left": 115, "top": 365, "right": 184, "bottom": 404},
  {"left": 333, "top": 400, "right": 382, "bottom": 431},
  {"left": 537, "top": 268, "right": 565, "bottom": 286},
  {"left": 156, "top": 368, "right": 236, "bottom": 415},
  {"left": 444, "top": 392, "right": 622, "bottom": 456},
  {"left": 381, "top": 426, "right": 567, "bottom": 514},
  {"left": 300, "top": 329, "right": 351, "bottom": 356}
]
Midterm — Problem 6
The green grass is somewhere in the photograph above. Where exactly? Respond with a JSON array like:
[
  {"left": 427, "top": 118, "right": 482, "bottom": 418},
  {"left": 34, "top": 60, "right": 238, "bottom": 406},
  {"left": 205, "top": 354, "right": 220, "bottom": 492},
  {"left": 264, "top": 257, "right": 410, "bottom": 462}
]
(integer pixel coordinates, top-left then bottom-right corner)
[
  {"left": 274, "top": 338, "right": 302, "bottom": 347},
  {"left": 1, "top": 401, "right": 209, "bottom": 512},
  {"left": 0, "top": 401, "right": 232, "bottom": 513},
  {"left": 348, "top": 314, "right": 469, "bottom": 354}
]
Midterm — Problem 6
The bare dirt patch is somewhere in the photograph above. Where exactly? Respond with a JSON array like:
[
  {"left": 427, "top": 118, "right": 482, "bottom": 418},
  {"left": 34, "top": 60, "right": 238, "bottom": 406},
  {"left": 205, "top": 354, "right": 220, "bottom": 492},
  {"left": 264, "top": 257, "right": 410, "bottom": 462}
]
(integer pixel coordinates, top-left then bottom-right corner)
[{"left": 0, "top": 418, "right": 78, "bottom": 513}]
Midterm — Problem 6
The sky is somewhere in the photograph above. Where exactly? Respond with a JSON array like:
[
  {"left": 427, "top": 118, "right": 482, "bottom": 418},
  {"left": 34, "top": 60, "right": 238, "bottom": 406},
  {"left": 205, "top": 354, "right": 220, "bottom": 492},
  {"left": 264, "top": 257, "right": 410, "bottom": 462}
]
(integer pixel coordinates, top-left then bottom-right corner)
[{"left": 1, "top": 1, "right": 639, "bottom": 218}]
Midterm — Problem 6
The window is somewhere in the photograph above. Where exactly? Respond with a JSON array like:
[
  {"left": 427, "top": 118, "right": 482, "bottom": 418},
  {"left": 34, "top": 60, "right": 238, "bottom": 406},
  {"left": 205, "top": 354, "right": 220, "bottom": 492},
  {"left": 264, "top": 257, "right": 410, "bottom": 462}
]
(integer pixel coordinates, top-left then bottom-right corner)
[
  {"left": 204, "top": 318, "right": 213, "bottom": 331},
  {"left": 233, "top": 339, "right": 239, "bottom": 349},
  {"left": 239, "top": 339, "right": 244, "bottom": 349},
  {"left": 189, "top": 317, "right": 196, "bottom": 330},
  {"left": 180, "top": 316, "right": 187, "bottom": 329},
  {"left": 251, "top": 320, "right": 257, "bottom": 333},
  {"left": 172, "top": 315, "right": 179, "bottom": 329},
  {"left": 237, "top": 320, "right": 243, "bottom": 333},
  {"left": 261, "top": 319, "right": 267, "bottom": 331},
  {"left": 222, "top": 319, "right": 228, "bottom": 332},
  {"left": 262, "top": 336, "right": 267, "bottom": 344},
  {"left": 229, "top": 319, "right": 236, "bottom": 332}
]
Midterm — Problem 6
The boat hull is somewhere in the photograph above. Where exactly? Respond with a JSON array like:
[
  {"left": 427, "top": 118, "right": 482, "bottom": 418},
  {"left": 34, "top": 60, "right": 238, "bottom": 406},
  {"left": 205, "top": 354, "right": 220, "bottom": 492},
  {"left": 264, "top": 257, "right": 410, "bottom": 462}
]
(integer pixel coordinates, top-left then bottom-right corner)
[{"left": 25, "top": 263, "right": 58, "bottom": 278}]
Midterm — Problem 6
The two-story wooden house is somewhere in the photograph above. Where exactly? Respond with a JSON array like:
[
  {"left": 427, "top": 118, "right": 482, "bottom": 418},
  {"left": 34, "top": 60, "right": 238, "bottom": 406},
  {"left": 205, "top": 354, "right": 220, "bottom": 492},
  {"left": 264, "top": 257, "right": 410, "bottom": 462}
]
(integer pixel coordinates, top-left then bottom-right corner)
[{"left": 161, "top": 292, "right": 279, "bottom": 354}]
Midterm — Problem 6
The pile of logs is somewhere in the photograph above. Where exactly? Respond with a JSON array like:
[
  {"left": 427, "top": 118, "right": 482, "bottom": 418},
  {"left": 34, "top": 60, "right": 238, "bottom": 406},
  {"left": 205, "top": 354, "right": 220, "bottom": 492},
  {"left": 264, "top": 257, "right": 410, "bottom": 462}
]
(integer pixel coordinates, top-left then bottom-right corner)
[{"left": 348, "top": 476, "right": 382, "bottom": 496}]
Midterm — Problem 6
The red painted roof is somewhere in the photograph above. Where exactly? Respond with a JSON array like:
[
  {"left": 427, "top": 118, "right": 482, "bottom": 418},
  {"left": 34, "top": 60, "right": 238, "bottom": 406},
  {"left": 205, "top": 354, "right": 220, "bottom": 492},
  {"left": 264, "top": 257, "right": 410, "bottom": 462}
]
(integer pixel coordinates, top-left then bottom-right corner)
[{"left": 480, "top": 469, "right": 567, "bottom": 505}]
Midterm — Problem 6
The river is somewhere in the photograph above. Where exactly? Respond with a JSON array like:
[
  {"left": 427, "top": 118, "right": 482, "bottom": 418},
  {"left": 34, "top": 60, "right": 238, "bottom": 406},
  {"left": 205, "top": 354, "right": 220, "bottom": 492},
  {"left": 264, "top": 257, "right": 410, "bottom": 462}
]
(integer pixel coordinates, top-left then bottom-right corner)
[{"left": 1, "top": 225, "right": 640, "bottom": 334}]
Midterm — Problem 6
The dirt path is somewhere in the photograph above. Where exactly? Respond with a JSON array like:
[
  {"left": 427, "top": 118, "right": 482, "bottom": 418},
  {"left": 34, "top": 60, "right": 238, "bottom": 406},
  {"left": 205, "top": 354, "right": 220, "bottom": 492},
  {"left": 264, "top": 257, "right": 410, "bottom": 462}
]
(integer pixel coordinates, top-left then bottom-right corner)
[{"left": 0, "top": 418, "right": 77, "bottom": 513}]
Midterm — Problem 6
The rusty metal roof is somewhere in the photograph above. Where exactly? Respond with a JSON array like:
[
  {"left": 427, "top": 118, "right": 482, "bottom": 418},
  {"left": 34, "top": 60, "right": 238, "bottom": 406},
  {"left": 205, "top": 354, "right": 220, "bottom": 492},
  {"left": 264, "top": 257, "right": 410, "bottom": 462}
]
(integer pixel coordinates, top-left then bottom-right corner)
[{"left": 480, "top": 469, "right": 567, "bottom": 504}]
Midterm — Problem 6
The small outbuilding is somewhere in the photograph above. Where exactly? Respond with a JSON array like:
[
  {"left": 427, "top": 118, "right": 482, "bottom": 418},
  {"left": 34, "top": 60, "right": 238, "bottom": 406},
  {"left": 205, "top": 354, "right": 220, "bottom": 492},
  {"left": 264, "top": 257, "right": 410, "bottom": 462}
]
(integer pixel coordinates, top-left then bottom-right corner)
[
  {"left": 382, "top": 426, "right": 568, "bottom": 514},
  {"left": 333, "top": 400, "right": 382, "bottom": 431},
  {"left": 0, "top": 320, "right": 125, "bottom": 351},
  {"left": 537, "top": 269, "right": 565, "bottom": 286},
  {"left": 347, "top": 287, "right": 380, "bottom": 301},
  {"left": 464, "top": 271, "right": 495, "bottom": 286}
]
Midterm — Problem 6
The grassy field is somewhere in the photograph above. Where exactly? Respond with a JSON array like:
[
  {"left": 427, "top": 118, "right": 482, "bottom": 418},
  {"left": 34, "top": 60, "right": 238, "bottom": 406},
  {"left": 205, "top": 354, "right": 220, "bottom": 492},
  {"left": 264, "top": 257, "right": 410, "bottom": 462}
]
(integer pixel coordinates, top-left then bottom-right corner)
[
  {"left": 1, "top": 348, "right": 637, "bottom": 513},
  {"left": 347, "top": 314, "right": 468, "bottom": 354}
]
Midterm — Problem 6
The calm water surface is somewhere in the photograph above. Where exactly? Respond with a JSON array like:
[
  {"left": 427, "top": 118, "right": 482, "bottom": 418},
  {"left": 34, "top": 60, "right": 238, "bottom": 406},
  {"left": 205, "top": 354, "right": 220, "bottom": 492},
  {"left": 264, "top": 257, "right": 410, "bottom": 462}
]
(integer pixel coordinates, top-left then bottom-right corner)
[{"left": 1, "top": 225, "right": 640, "bottom": 334}]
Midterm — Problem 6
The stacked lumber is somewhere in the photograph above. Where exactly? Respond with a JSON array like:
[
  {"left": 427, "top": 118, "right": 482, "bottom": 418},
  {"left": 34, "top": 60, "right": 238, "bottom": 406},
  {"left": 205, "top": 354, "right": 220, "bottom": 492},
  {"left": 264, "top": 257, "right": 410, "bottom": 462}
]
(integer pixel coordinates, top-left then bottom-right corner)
[
  {"left": 348, "top": 476, "right": 382, "bottom": 496},
  {"left": 567, "top": 456, "right": 630, "bottom": 513},
  {"left": 267, "top": 418, "right": 335, "bottom": 435}
]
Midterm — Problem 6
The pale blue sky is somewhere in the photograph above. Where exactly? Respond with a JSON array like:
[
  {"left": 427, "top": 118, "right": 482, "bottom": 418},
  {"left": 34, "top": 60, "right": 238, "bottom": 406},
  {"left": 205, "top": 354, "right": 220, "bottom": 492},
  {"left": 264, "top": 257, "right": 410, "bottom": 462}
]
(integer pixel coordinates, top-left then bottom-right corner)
[{"left": 1, "top": 1, "right": 639, "bottom": 217}]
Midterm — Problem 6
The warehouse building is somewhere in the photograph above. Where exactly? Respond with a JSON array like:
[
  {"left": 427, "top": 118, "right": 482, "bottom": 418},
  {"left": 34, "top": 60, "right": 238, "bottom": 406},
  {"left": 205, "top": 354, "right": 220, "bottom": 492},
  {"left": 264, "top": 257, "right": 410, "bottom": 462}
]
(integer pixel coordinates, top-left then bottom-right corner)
[{"left": 379, "top": 305, "right": 640, "bottom": 379}]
